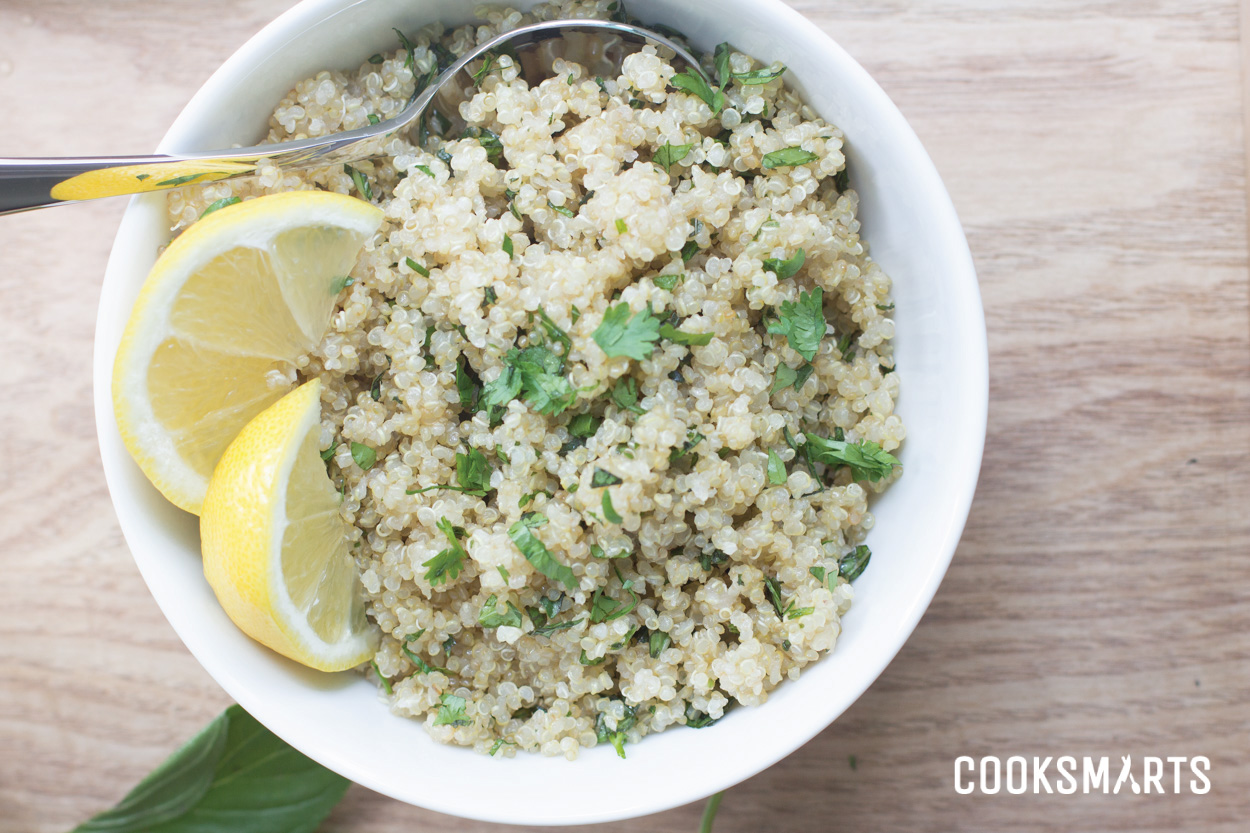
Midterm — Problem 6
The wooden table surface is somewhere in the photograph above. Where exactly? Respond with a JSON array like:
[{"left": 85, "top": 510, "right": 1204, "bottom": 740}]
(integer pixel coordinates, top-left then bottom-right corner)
[{"left": 2, "top": 1, "right": 1248, "bottom": 831}]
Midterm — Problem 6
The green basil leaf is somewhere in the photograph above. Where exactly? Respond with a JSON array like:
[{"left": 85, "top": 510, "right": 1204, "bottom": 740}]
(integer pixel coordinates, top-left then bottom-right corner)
[{"left": 73, "top": 705, "right": 348, "bottom": 833}]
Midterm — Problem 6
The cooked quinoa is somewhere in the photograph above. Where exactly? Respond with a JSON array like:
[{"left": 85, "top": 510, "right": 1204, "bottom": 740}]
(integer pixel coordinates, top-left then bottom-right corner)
[{"left": 168, "top": 1, "right": 905, "bottom": 759}]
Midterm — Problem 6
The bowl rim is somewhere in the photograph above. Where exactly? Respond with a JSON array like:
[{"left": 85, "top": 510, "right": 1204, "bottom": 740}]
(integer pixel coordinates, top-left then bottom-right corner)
[{"left": 92, "top": 0, "right": 987, "bottom": 824}]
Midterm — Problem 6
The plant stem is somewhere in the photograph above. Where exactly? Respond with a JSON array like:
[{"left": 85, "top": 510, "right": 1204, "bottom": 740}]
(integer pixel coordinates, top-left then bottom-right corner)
[{"left": 699, "top": 790, "right": 726, "bottom": 833}]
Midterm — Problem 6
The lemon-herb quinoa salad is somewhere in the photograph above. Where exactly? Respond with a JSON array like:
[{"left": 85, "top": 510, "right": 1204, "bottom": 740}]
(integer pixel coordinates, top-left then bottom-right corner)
[{"left": 147, "top": 1, "right": 905, "bottom": 759}]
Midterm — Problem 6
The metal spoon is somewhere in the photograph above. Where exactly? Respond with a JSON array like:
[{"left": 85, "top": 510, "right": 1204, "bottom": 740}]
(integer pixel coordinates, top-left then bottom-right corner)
[{"left": 0, "top": 19, "right": 700, "bottom": 216}]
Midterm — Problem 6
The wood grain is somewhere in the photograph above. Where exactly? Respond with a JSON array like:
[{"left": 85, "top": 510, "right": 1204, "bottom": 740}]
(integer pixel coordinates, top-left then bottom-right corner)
[{"left": 1, "top": 1, "right": 1248, "bottom": 831}]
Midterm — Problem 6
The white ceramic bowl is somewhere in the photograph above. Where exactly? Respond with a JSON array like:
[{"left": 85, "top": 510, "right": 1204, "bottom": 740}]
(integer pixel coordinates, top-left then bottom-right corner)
[{"left": 93, "top": 0, "right": 987, "bottom": 825}]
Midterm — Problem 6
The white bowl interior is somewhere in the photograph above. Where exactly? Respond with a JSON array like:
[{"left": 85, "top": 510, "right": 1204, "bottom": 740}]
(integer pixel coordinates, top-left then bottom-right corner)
[{"left": 92, "top": 0, "right": 987, "bottom": 825}]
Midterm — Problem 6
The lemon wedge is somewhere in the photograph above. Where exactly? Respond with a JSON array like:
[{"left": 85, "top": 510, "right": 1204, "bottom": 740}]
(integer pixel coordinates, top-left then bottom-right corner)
[
  {"left": 201, "top": 378, "right": 376, "bottom": 671},
  {"left": 112, "top": 190, "right": 383, "bottom": 514}
]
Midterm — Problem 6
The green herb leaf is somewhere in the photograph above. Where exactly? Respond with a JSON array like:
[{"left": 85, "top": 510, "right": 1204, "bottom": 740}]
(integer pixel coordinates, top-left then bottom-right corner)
[
  {"left": 533, "top": 308, "right": 572, "bottom": 357},
  {"left": 71, "top": 705, "right": 348, "bottom": 833},
  {"left": 671, "top": 68, "right": 725, "bottom": 115},
  {"left": 733, "top": 65, "right": 787, "bottom": 84},
  {"left": 837, "top": 544, "right": 872, "bottom": 581},
  {"left": 593, "top": 303, "right": 661, "bottom": 360},
  {"left": 649, "top": 631, "right": 672, "bottom": 658},
  {"left": 685, "top": 702, "right": 718, "bottom": 728},
  {"left": 764, "top": 575, "right": 786, "bottom": 618},
  {"left": 579, "top": 649, "right": 606, "bottom": 666},
  {"left": 414, "top": 164, "right": 435, "bottom": 178},
  {"left": 659, "top": 322, "right": 713, "bottom": 346},
  {"left": 155, "top": 173, "right": 206, "bottom": 187},
  {"left": 434, "top": 693, "right": 472, "bottom": 727},
  {"left": 367, "top": 113, "right": 381, "bottom": 125},
  {"left": 713, "top": 41, "right": 733, "bottom": 89},
  {"left": 762, "top": 147, "right": 819, "bottom": 169},
  {"left": 698, "top": 549, "right": 728, "bottom": 571},
  {"left": 350, "top": 441, "right": 376, "bottom": 470},
  {"left": 455, "top": 447, "right": 492, "bottom": 494},
  {"left": 568, "top": 413, "right": 602, "bottom": 439},
  {"left": 368, "top": 53, "right": 385, "bottom": 64},
  {"left": 611, "top": 376, "right": 646, "bottom": 415},
  {"left": 478, "top": 594, "right": 524, "bottom": 628},
  {"left": 767, "top": 286, "right": 826, "bottom": 361},
  {"left": 405, "top": 256, "right": 430, "bottom": 277},
  {"left": 502, "top": 234, "right": 513, "bottom": 259},
  {"left": 591, "top": 467, "right": 623, "bottom": 488},
  {"left": 393, "top": 27, "right": 417, "bottom": 72},
  {"left": 876, "top": 302, "right": 895, "bottom": 312},
  {"left": 370, "top": 660, "right": 393, "bottom": 695},
  {"left": 489, "top": 738, "right": 516, "bottom": 756},
  {"left": 531, "top": 617, "right": 583, "bottom": 637},
  {"left": 549, "top": 201, "right": 576, "bottom": 218},
  {"left": 199, "top": 196, "right": 241, "bottom": 219},
  {"left": 837, "top": 331, "right": 856, "bottom": 363},
  {"left": 471, "top": 52, "right": 498, "bottom": 85},
  {"left": 771, "top": 362, "right": 814, "bottom": 395},
  {"left": 344, "top": 164, "right": 373, "bottom": 201},
  {"left": 320, "top": 442, "right": 338, "bottom": 462},
  {"left": 669, "top": 430, "right": 705, "bottom": 463},
  {"left": 762, "top": 248, "right": 806, "bottom": 280},
  {"left": 767, "top": 449, "right": 787, "bottom": 484},
  {"left": 508, "top": 513, "right": 577, "bottom": 590},
  {"left": 480, "top": 345, "right": 576, "bottom": 416},
  {"left": 601, "top": 491, "right": 623, "bottom": 524},
  {"left": 803, "top": 433, "right": 900, "bottom": 482},
  {"left": 653, "top": 142, "right": 694, "bottom": 173},
  {"left": 654, "top": 273, "right": 683, "bottom": 292},
  {"left": 422, "top": 517, "right": 468, "bottom": 586},
  {"left": 614, "top": 218, "right": 629, "bottom": 235},
  {"left": 681, "top": 239, "right": 700, "bottom": 262},
  {"left": 330, "top": 275, "right": 355, "bottom": 294},
  {"left": 456, "top": 358, "right": 478, "bottom": 410}
]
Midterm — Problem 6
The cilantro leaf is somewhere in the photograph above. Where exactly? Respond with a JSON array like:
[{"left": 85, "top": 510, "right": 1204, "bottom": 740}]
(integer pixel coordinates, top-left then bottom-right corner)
[
  {"left": 593, "top": 303, "right": 661, "bottom": 360},
  {"left": 422, "top": 517, "right": 468, "bottom": 586},
  {"left": 713, "top": 42, "right": 732, "bottom": 89},
  {"left": 839, "top": 544, "right": 872, "bottom": 581},
  {"left": 601, "top": 491, "right": 623, "bottom": 524},
  {"left": 653, "top": 142, "right": 693, "bottom": 173},
  {"left": 531, "top": 617, "right": 583, "bottom": 637},
  {"left": 658, "top": 322, "right": 713, "bottom": 346},
  {"left": 456, "top": 358, "right": 478, "bottom": 410},
  {"left": 762, "top": 147, "right": 819, "bottom": 169},
  {"left": 508, "top": 513, "right": 578, "bottom": 590},
  {"left": 478, "top": 594, "right": 524, "bottom": 628},
  {"left": 611, "top": 376, "right": 646, "bottom": 414},
  {"left": 568, "top": 413, "right": 602, "bottom": 438},
  {"left": 591, "top": 467, "right": 623, "bottom": 488},
  {"left": 350, "top": 442, "right": 376, "bottom": 471},
  {"left": 649, "top": 631, "right": 671, "bottom": 658},
  {"left": 771, "top": 361, "right": 814, "bottom": 395},
  {"left": 671, "top": 68, "right": 725, "bottom": 115},
  {"left": 654, "top": 273, "right": 684, "bottom": 292},
  {"left": 480, "top": 346, "right": 576, "bottom": 416},
  {"left": 455, "top": 447, "right": 491, "bottom": 494},
  {"left": 767, "top": 287, "right": 826, "bottom": 361},
  {"left": 589, "top": 580, "right": 639, "bottom": 624},
  {"left": 802, "top": 433, "right": 900, "bottom": 482},
  {"left": 433, "top": 693, "right": 472, "bottom": 727},
  {"left": 763, "top": 248, "right": 806, "bottom": 280},
  {"left": 767, "top": 449, "right": 787, "bottom": 484},
  {"left": 669, "top": 430, "right": 705, "bottom": 463}
]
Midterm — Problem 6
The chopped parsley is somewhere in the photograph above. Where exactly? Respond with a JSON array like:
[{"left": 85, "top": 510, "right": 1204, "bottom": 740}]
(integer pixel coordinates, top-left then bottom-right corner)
[
  {"left": 595, "top": 705, "right": 637, "bottom": 758},
  {"left": 601, "top": 491, "right": 623, "bottom": 524},
  {"left": 762, "top": 248, "right": 806, "bottom": 280},
  {"left": 320, "top": 442, "right": 338, "bottom": 462},
  {"left": 653, "top": 142, "right": 693, "bottom": 173},
  {"left": 392, "top": 27, "right": 417, "bottom": 72},
  {"left": 839, "top": 544, "right": 872, "bottom": 581},
  {"left": 680, "top": 239, "right": 700, "bottom": 262},
  {"left": 591, "top": 467, "right": 623, "bottom": 488},
  {"left": 579, "top": 649, "right": 605, "bottom": 666},
  {"left": 462, "top": 126, "right": 503, "bottom": 165},
  {"left": 367, "top": 113, "right": 381, "bottom": 125},
  {"left": 767, "top": 449, "right": 787, "bottom": 484},
  {"left": 455, "top": 358, "right": 478, "bottom": 410},
  {"left": 508, "top": 513, "right": 577, "bottom": 590},
  {"left": 422, "top": 517, "right": 468, "bottom": 586},
  {"left": 433, "top": 693, "right": 471, "bottom": 727},
  {"left": 593, "top": 303, "right": 660, "bottom": 360},
  {"left": 654, "top": 273, "right": 684, "bottom": 292},
  {"left": 330, "top": 275, "right": 354, "bottom": 294},
  {"left": 767, "top": 286, "right": 826, "bottom": 361},
  {"left": 765, "top": 576, "right": 810, "bottom": 619},
  {"left": 471, "top": 52, "right": 499, "bottom": 85},
  {"left": 568, "top": 413, "right": 602, "bottom": 438},
  {"left": 480, "top": 345, "right": 576, "bottom": 416},
  {"left": 414, "top": 164, "right": 435, "bottom": 178},
  {"left": 368, "top": 53, "right": 385, "bottom": 64},
  {"left": 669, "top": 430, "right": 705, "bottom": 463},
  {"left": 502, "top": 234, "right": 513, "bottom": 259},
  {"left": 343, "top": 164, "right": 373, "bottom": 200},
  {"left": 876, "top": 302, "right": 895, "bottom": 312},
  {"left": 671, "top": 67, "right": 724, "bottom": 115},
  {"left": 591, "top": 544, "right": 630, "bottom": 560},
  {"left": 684, "top": 702, "right": 717, "bottom": 728},
  {"left": 155, "top": 173, "right": 206, "bottom": 187},
  {"left": 762, "top": 147, "right": 820, "bottom": 169},
  {"left": 489, "top": 738, "right": 516, "bottom": 756},
  {"left": 478, "top": 594, "right": 524, "bottom": 628},
  {"left": 771, "top": 362, "right": 814, "bottom": 394},
  {"left": 532, "top": 309, "right": 572, "bottom": 357},
  {"left": 615, "top": 218, "right": 628, "bottom": 234},
  {"left": 199, "top": 196, "right": 241, "bottom": 218},
  {"left": 483, "top": 286, "right": 498, "bottom": 306},
  {"left": 698, "top": 549, "right": 728, "bottom": 571},
  {"left": 368, "top": 366, "right": 386, "bottom": 401},
  {"left": 549, "top": 201, "right": 575, "bottom": 218},
  {"left": 713, "top": 41, "right": 733, "bottom": 89},
  {"left": 406, "top": 447, "right": 492, "bottom": 496},
  {"left": 802, "top": 433, "right": 900, "bottom": 482},
  {"left": 838, "top": 332, "right": 856, "bottom": 363},
  {"left": 649, "top": 631, "right": 671, "bottom": 658},
  {"left": 611, "top": 376, "right": 646, "bottom": 415},
  {"left": 350, "top": 442, "right": 376, "bottom": 471},
  {"left": 658, "top": 322, "right": 713, "bottom": 346},
  {"left": 370, "top": 660, "right": 392, "bottom": 695},
  {"left": 589, "top": 579, "right": 639, "bottom": 623},
  {"left": 531, "top": 617, "right": 583, "bottom": 637}
]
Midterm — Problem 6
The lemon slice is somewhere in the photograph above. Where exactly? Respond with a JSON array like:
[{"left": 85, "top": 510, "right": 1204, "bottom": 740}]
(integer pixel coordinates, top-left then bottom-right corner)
[
  {"left": 112, "top": 190, "right": 383, "bottom": 514},
  {"left": 201, "top": 378, "right": 376, "bottom": 671}
]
